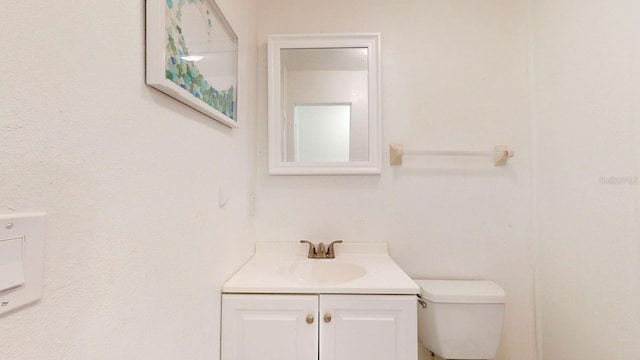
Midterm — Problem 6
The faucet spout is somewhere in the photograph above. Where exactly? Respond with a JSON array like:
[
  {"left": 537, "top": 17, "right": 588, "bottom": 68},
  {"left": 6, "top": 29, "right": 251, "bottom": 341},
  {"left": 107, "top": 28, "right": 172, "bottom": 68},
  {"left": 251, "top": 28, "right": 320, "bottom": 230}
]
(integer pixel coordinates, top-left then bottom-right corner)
[{"left": 316, "top": 242, "right": 327, "bottom": 258}]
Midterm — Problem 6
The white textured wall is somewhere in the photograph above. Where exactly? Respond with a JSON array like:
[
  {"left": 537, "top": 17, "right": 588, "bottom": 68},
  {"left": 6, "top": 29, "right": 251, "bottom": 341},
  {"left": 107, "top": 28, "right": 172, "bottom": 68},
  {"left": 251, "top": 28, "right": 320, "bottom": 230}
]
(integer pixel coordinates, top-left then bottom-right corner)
[
  {"left": 0, "top": 1, "right": 257, "bottom": 359},
  {"left": 7, "top": 1, "right": 636, "bottom": 359},
  {"left": 532, "top": 0, "right": 640, "bottom": 358},
  {"left": 256, "top": 1, "right": 536, "bottom": 359}
]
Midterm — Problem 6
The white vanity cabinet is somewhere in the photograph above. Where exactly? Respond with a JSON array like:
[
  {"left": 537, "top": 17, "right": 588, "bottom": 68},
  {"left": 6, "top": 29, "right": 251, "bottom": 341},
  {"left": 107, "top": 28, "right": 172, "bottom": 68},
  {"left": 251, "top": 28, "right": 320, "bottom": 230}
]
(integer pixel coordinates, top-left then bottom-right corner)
[
  {"left": 221, "top": 294, "right": 318, "bottom": 360},
  {"left": 320, "top": 294, "right": 417, "bottom": 360},
  {"left": 221, "top": 293, "right": 417, "bottom": 360}
]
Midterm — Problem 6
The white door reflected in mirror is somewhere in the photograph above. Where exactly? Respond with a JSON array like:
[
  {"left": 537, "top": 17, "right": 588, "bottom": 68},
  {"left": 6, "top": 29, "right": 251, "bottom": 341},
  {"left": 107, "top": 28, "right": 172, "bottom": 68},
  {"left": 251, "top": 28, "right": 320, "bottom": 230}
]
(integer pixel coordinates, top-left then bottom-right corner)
[{"left": 293, "top": 104, "right": 351, "bottom": 162}]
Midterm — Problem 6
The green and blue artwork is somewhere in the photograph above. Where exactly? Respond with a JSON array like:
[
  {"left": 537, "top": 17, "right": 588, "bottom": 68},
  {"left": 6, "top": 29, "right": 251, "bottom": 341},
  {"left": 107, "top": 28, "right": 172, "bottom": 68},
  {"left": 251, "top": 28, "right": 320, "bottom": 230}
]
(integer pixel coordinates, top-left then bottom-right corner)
[{"left": 164, "top": 0, "right": 236, "bottom": 120}]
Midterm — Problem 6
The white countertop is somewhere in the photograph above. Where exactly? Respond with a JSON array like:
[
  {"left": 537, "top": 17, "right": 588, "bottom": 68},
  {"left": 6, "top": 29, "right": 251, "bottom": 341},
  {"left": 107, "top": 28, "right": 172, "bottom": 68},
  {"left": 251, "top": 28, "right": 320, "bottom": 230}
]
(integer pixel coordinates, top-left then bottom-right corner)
[{"left": 222, "top": 243, "right": 419, "bottom": 295}]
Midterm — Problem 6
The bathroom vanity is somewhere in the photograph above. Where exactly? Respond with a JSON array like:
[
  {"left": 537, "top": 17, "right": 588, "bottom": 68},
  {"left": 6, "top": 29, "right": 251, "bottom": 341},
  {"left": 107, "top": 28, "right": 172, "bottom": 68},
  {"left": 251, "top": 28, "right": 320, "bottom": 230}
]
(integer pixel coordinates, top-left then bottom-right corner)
[{"left": 221, "top": 243, "right": 419, "bottom": 360}]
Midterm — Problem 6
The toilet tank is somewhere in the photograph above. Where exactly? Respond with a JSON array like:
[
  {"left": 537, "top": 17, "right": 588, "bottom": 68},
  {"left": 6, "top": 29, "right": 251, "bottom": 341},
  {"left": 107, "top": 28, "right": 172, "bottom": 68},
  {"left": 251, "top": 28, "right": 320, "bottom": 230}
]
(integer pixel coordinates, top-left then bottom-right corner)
[{"left": 415, "top": 280, "right": 506, "bottom": 360}]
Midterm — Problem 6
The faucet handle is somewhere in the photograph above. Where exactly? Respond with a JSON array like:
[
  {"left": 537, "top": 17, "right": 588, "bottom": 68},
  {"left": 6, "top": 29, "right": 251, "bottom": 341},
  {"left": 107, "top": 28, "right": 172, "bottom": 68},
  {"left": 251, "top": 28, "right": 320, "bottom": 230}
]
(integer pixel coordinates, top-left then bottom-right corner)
[
  {"left": 300, "top": 240, "right": 316, "bottom": 258},
  {"left": 326, "top": 240, "right": 343, "bottom": 259}
]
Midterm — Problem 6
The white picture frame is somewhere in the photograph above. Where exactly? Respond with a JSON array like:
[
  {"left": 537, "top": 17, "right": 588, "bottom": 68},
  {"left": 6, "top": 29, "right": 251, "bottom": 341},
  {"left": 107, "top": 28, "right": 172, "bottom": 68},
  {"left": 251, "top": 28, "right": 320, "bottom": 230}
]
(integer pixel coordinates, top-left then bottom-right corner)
[{"left": 146, "top": 0, "right": 239, "bottom": 128}]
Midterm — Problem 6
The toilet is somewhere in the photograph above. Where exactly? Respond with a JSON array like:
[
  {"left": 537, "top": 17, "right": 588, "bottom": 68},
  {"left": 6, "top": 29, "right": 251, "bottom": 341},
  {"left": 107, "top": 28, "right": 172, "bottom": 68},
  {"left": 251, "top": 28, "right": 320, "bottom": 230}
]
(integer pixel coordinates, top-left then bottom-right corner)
[{"left": 414, "top": 279, "right": 506, "bottom": 360}]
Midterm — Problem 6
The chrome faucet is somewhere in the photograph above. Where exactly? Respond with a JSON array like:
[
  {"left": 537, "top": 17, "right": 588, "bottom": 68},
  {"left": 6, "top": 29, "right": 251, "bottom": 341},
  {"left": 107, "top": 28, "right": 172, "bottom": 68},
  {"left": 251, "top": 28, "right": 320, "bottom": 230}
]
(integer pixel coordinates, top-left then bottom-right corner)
[{"left": 300, "top": 240, "right": 343, "bottom": 259}]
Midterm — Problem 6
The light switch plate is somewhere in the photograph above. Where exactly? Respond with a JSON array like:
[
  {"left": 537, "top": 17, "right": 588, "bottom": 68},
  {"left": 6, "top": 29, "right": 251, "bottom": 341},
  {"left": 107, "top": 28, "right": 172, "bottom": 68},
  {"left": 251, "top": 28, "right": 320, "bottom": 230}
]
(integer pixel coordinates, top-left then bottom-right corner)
[
  {"left": 0, "top": 237, "right": 25, "bottom": 292},
  {"left": 0, "top": 213, "right": 46, "bottom": 315}
]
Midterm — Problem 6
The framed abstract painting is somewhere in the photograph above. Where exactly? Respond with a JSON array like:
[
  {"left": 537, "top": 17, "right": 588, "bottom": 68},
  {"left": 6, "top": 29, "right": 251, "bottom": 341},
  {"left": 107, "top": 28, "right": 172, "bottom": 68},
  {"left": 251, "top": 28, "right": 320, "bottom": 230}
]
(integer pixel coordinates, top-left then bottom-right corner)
[{"left": 146, "top": 0, "right": 238, "bottom": 128}]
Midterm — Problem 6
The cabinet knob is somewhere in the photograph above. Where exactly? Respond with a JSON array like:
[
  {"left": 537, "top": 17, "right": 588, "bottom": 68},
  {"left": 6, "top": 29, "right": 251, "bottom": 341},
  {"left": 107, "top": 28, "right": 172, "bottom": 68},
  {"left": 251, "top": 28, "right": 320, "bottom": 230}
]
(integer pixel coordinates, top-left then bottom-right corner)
[
  {"left": 323, "top": 314, "right": 332, "bottom": 323},
  {"left": 306, "top": 315, "right": 315, "bottom": 324}
]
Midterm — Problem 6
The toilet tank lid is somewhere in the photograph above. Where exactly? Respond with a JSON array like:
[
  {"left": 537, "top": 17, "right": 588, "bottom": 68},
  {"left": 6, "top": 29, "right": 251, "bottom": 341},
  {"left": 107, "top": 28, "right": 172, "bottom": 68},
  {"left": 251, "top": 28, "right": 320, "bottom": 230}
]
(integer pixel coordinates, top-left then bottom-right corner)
[{"left": 414, "top": 280, "right": 506, "bottom": 304}]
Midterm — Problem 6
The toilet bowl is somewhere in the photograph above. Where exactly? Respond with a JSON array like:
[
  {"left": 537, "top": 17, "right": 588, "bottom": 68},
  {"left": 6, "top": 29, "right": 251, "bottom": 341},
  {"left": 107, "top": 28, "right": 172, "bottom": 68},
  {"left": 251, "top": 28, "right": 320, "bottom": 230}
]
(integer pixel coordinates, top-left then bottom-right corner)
[{"left": 414, "top": 279, "right": 506, "bottom": 360}]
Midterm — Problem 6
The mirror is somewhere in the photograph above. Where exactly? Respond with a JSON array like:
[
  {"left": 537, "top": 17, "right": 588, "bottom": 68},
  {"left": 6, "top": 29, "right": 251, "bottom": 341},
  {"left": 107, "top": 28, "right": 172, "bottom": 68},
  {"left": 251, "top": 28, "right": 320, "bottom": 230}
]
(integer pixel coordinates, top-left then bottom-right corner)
[{"left": 268, "top": 34, "right": 381, "bottom": 175}]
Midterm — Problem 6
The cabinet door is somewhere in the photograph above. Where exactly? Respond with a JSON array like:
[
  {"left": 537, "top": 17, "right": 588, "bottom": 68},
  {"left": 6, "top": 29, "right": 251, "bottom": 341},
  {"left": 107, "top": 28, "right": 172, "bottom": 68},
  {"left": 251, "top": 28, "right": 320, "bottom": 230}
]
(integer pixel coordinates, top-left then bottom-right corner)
[
  {"left": 221, "top": 294, "right": 318, "bottom": 360},
  {"left": 319, "top": 294, "right": 417, "bottom": 360}
]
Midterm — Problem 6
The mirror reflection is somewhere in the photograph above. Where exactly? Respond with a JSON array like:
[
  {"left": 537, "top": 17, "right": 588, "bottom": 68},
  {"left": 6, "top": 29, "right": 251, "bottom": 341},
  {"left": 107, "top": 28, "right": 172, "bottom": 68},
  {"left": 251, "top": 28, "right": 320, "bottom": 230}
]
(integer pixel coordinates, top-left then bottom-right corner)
[
  {"left": 293, "top": 104, "right": 351, "bottom": 162},
  {"left": 280, "top": 48, "right": 369, "bottom": 162}
]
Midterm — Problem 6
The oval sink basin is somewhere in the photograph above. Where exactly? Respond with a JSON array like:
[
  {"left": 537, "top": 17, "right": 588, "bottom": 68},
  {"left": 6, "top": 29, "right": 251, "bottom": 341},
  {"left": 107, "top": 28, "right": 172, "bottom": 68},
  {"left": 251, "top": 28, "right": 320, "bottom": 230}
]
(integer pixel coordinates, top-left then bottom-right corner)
[{"left": 278, "top": 259, "right": 367, "bottom": 285}]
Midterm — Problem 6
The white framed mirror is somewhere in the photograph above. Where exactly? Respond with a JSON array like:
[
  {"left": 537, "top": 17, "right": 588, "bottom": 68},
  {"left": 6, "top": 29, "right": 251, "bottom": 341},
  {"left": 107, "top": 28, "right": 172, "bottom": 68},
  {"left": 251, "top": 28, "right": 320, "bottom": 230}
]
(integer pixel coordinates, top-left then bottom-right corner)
[{"left": 267, "top": 33, "right": 381, "bottom": 175}]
